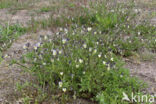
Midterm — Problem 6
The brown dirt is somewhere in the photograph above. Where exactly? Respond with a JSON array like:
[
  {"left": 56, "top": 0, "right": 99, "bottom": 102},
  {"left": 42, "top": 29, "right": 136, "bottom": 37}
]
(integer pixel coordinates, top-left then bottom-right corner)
[{"left": 125, "top": 58, "right": 156, "bottom": 94}]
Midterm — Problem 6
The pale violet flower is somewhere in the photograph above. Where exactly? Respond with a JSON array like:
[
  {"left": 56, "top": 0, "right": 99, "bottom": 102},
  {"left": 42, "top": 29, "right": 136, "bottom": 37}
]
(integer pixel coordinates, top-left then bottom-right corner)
[
  {"left": 52, "top": 50, "right": 57, "bottom": 56},
  {"left": 23, "top": 45, "right": 27, "bottom": 49}
]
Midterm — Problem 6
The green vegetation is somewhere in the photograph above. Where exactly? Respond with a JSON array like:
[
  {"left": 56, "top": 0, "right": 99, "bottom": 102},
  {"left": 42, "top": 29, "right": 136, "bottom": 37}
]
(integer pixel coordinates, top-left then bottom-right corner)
[
  {"left": 15, "top": 1, "right": 156, "bottom": 104},
  {"left": 0, "top": 24, "right": 26, "bottom": 57},
  {"left": 0, "top": 0, "right": 154, "bottom": 103}
]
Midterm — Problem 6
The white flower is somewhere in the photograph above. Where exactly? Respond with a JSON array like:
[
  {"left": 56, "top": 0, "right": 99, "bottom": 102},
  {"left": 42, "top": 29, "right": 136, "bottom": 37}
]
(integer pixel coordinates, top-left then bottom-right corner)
[
  {"left": 51, "top": 58, "right": 54, "bottom": 62},
  {"left": 107, "top": 65, "right": 110, "bottom": 71},
  {"left": 127, "top": 25, "right": 130, "bottom": 28},
  {"left": 36, "top": 43, "right": 41, "bottom": 47},
  {"left": 96, "top": 42, "right": 99, "bottom": 45},
  {"left": 4, "top": 54, "right": 8, "bottom": 58},
  {"left": 104, "top": 55, "right": 107, "bottom": 58},
  {"left": 89, "top": 47, "right": 92, "bottom": 52},
  {"left": 87, "top": 27, "right": 92, "bottom": 31},
  {"left": 60, "top": 72, "right": 63, "bottom": 76},
  {"left": 111, "top": 58, "right": 114, "bottom": 61},
  {"left": 138, "top": 32, "right": 141, "bottom": 35},
  {"left": 52, "top": 50, "right": 57, "bottom": 56},
  {"left": 79, "top": 59, "right": 83, "bottom": 63},
  {"left": 62, "top": 88, "right": 67, "bottom": 92},
  {"left": 62, "top": 38, "right": 67, "bottom": 44},
  {"left": 59, "top": 82, "right": 63, "bottom": 88},
  {"left": 59, "top": 50, "right": 62, "bottom": 54},
  {"left": 76, "top": 65, "right": 79, "bottom": 68},
  {"left": 44, "top": 35, "right": 48, "bottom": 40},
  {"left": 23, "top": 45, "right": 27, "bottom": 49},
  {"left": 64, "top": 28, "right": 68, "bottom": 34},
  {"left": 43, "top": 63, "right": 46, "bottom": 65},
  {"left": 94, "top": 32, "right": 97, "bottom": 35},
  {"left": 60, "top": 28, "right": 63, "bottom": 31},
  {"left": 34, "top": 46, "right": 37, "bottom": 50},
  {"left": 103, "top": 61, "right": 106, "bottom": 65},
  {"left": 98, "top": 54, "right": 101, "bottom": 58},
  {"left": 93, "top": 49, "right": 97, "bottom": 54},
  {"left": 83, "top": 44, "right": 87, "bottom": 48},
  {"left": 83, "top": 71, "right": 86, "bottom": 74}
]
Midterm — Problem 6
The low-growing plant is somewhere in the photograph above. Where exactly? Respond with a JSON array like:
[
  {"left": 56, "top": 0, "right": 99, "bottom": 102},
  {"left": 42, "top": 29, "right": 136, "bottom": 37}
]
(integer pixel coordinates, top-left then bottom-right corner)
[
  {"left": 21, "top": 26, "right": 146, "bottom": 103},
  {"left": 0, "top": 24, "right": 26, "bottom": 52}
]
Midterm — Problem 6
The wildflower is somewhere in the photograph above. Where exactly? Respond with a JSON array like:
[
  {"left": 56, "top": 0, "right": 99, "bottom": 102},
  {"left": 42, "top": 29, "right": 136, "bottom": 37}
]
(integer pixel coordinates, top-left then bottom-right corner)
[
  {"left": 52, "top": 50, "right": 57, "bottom": 56},
  {"left": 127, "top": 25, "right": 130, "bottom": 28},
  {"left": 34, "top": 46, "right": 37, "bottom": 50},
  {"left": 107, "top": 65, "right": 110, "bottom": 71},
  {"left": 94, "top": 32, "right": 97, "bottom": 35},
  {"left": 60, "top": 72, "right": 63, "bottom": 76},
  {"left": 83, "top": 71, "right": 86, "bottom": 74},
  {"left": 44, "top": 35, "right": 48, "bottom": 40},
  {"left": 111, "top": 58, "right": 114, "bottom": 61},
  {"left": 89, "top": 47, "right": 92, "bottom": 52},
  {"left": 103, "top": 61, "right": 106, "bottom": 65},
  {"left": 104, "top": 55, "right": 107, "bottom": 58},
  {"left": 60, "top": 28, "right": 63, "bottom": 31},
  {"left": 36, "top": 43, "right": 41, "bottom": 47},
  {"left": 87, "top": 27, "right": 92, "bottom": 31},
  {"left": 138, "top": 32, "right": 141, "bottom": 35},
  {"left": 51, "top": 58, "right": 54, "bottom": 62},
  {"left": 98, "top": 54, "right": 101, "bottom": 58},
  {"left": 83, "top": 44, "right": 87, "bottom": 48},
  {"left": 59, "top": 81, "right": 63, "bottom": 88},
  {"left": 62, "top": 88, "right": 67, "bottom": 92},
  {"left": 58, "top": 50, "right": 62, "bottom": 54},
  {"left": 4, "top": 54, "right": 8, "bottom": 58},
  {"left": 23, "top": 45, "right": 27, "bottom": 49},
  {"left": 43, "top": 63, "right": 46, "bottom": 65},
  {"left": 93, "top": 49, "right": 97, "bottom": 54},
  {"left": 76, "top": 65, "right": 79, "bottom": 68},
  {"left": 79, "top": 59, "right": 83, "bottom": 63},
  {"left": 62, "top": 38, "right": 67, "bottom": 44}
]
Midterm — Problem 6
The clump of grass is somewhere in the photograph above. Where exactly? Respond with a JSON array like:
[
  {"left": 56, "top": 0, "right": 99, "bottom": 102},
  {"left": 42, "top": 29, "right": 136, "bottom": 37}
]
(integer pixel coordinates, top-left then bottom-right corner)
[{"left": 0, "top": 24, "right": 26, "bottom": 52}]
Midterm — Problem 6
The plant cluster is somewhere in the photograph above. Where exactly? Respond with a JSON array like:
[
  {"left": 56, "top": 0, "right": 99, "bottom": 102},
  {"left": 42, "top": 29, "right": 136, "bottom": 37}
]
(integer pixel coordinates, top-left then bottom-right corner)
[{"left": 18, "top": 0, "right": 155, "bottom": 103}]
